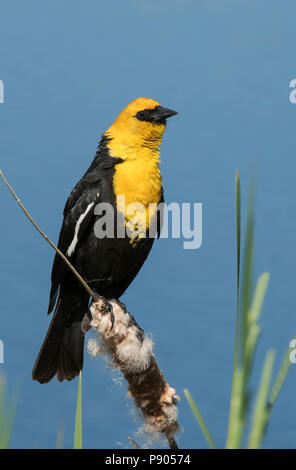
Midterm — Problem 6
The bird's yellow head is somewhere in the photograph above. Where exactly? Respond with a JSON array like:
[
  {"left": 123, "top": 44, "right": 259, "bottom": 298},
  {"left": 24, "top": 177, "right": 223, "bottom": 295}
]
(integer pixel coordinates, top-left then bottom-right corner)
[{"left": 105, "top": 97, "right": 177, "bottom": 160}]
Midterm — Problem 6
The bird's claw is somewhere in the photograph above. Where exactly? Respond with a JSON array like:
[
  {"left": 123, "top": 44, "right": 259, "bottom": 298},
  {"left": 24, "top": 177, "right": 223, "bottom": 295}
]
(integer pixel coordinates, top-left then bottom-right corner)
[
  {"left": 90, "top": 295, "right": 116, "bottom": 331},
  {"left": 104, "top": 301, "right": 115, "bottom": 331}
]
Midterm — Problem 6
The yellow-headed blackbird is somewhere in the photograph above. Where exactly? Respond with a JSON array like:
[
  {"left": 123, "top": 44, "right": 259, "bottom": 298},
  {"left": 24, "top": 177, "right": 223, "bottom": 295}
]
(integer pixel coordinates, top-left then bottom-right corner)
[{"left": 32, "top": 97, "right": 177, "bottom": 383}]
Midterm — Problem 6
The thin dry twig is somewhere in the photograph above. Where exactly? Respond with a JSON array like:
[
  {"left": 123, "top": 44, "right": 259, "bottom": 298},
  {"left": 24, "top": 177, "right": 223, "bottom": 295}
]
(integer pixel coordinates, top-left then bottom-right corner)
[
  {"left": 0, "top": 169, "right": 179, "bottom": 449},
  {"left": 0, "top": 169, "right": 97, "bottom": 300}
]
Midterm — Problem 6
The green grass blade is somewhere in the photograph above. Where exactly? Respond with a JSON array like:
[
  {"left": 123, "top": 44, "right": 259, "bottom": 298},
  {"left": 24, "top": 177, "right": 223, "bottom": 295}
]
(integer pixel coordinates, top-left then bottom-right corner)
[
  {"left": 236, "top": 169, "right": 241, "bottom": 300},
  {"left": 184, "top": 389, "right": 216, "bottom": 449},
  {"left": 249, "top": 272, "right": 270, "bottom": 324},
  {"left": 227, "top": 176, "right": 257, "bottom": 449},
  {"left": 74, "top": 372, "right": 82, "bottom": 449},
  {"left": 268, "top": 346, "right": 291, "bottom": 408},
  {"left": 56, "top": 423, "right": 64, "bottom": 449},
  {"left": 0, "top": 401, "right": 17, "bottom": 449},
  {"left": 240, "top": 187, "right": 255, "bottom": 363},
  {"left": 244, "top": 272, "right": 270, "bottom": 380},
  {"left": 248, "top": 350, "right": 275, "bottom": 449},
  {"left": 0, "top": 375, "right": 17, "bottom": 449},
  {"left": 226, "top": 170, "right": 241, "bottom": 447},
  {"left": 226, "top": 367, "right": 244, "bottom": 448},
  {"left": 234, "top": 169, "right": 241, "bottom": 374},
  {"left": 0, "top": 376, "right": 4, "bottom": 441}
]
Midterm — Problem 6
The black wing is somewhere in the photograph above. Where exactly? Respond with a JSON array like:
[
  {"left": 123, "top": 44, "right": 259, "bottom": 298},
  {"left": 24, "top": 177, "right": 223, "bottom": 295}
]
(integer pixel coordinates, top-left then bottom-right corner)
[
  {"left": 47, "top": 135, "right": 120, "bottom": 314},
  {"left": 47, "top": 181, "right": 102, "bottom": 314}
]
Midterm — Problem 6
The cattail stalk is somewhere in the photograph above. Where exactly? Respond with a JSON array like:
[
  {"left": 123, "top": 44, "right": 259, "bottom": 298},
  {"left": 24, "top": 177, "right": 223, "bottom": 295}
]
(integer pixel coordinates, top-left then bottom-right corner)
[{"left": 87, "top": 297, "right": 180, "bottom": 448}]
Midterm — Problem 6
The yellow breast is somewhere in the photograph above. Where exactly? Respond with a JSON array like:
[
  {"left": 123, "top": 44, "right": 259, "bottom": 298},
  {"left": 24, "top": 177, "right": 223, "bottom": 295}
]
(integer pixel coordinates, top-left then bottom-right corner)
[{"left": 113, "top": 156, "right": 162, "bottom": 235}]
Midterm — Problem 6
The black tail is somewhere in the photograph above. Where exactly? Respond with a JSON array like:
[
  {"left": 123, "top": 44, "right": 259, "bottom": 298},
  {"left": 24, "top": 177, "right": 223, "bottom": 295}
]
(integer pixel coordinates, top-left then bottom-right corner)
[{"left": 32, "top": 295, "right": 88, "bottom": 384}]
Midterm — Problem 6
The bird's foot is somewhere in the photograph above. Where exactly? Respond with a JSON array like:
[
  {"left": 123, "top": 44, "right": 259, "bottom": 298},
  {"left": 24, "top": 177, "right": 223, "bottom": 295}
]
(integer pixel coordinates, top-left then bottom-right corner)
[
  {"left": 92, "top": 294, "right": 115, "bottom": 331},
  {"left": 104, "top": 300, "right": 115, "bottom": 331},
  {"left": 88, "top": 296, "right": 128, "bottom": 333}
]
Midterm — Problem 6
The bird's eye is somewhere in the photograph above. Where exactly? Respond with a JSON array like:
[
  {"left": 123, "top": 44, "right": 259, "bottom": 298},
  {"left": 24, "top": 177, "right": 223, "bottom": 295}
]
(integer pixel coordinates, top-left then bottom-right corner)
[{"left": 135, "top": 108, "right": 155, "bottom": 122}]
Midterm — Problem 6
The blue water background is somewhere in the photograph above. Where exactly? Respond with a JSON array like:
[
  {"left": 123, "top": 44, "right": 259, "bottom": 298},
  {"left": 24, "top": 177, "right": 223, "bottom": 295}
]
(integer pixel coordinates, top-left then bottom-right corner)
[{"left": 0, "top": 0, "right": 295, "bottom": 448}]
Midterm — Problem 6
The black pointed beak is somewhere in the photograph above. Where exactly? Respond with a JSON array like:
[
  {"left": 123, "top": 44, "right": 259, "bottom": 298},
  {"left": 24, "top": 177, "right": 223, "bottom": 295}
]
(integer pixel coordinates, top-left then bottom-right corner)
[{"left": 158, "top": 106, "right": 178, "bottom": 119}]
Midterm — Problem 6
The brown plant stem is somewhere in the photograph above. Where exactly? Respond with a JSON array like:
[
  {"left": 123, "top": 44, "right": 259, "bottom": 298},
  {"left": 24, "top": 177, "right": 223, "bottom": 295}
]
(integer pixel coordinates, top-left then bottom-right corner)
[{"left": 88, "top": 298, "right": 180, "bottom": 449}]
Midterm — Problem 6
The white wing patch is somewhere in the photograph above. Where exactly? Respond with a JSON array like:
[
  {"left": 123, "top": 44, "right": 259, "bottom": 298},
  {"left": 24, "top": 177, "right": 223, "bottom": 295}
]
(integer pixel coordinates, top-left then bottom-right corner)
[{"left": 66, "top": 202, "right": 94, "bottom": 257}]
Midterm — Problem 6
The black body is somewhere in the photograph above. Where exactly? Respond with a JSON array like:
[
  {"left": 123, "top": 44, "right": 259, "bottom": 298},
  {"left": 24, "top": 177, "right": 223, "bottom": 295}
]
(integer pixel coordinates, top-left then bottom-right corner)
[{"left": 32, "top": 136, "right": 163, "bottom": 383}]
